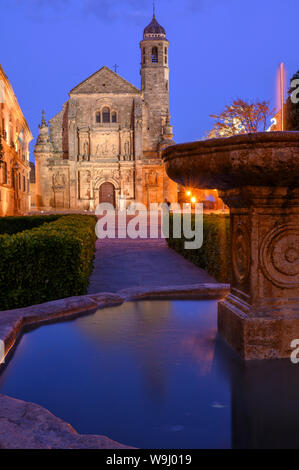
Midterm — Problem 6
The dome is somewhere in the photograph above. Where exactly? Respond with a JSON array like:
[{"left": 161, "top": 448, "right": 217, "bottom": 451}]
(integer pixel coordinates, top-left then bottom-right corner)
[{"left": 143, "top": 15, "right": 167, "bottom": 40}]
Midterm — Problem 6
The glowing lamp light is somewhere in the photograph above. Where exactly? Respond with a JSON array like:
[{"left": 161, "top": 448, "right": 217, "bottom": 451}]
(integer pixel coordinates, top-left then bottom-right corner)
[
  {"left": 191, "top": 197, "right": 197, "bottom": 204},
  {"left": 186, "top": 190, "right": 191, "bottom": 197},
  {"left": 276, "top": 62, "right": 286, "bottom": 131}
]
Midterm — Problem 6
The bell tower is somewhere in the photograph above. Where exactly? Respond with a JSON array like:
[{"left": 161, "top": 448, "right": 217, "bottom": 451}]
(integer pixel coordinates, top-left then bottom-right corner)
[{"left": 140, "top": 12, "right": 170, "bottom": 157}]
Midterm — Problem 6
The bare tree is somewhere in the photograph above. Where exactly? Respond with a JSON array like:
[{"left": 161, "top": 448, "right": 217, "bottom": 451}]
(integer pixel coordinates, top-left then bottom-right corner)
[{"left": 206, "top": 99, "right": 275, "bottom": 139}]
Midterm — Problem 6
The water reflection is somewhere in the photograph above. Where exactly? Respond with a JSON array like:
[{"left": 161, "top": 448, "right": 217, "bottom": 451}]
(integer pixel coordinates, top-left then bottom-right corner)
[
  {"left": 215, "top": 348, "right": 299, "bottom": 449},
  {"left": 0, "top": 300, "right": 298, "bottom": 448}
]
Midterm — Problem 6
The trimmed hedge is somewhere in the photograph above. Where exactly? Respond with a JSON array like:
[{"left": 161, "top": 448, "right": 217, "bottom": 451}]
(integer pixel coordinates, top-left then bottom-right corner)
[
  {"left": 0, "top": 215, "right": 97, "bottom": 311},
  {"left": 166, "top": 213, "right": 231, "bottom": 283},
  {"left": 0, "top": 215, "right": 62, "bottom": 235}
]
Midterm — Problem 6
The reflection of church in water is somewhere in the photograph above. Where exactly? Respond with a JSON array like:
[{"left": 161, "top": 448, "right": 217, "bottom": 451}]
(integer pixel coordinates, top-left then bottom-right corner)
[{"left": 34, "top": 14, "right": 178, "bottom": 210}]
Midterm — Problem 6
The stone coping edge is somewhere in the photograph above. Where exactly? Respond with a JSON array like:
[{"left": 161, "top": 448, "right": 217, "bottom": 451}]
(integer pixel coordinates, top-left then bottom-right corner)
[
  {"left": 162, "top": 131, "right": 299, "bottom": 162},
  {"left": 0, "top": 282, "right": 229, "bottom": 449},
  {"left": 0, "top": 282, "right": 229, "bottom": 363}
]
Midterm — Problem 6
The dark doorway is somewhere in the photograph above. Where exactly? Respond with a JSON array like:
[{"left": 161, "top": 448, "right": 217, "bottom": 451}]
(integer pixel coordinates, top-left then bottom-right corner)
[{"left": 99, "top": 182, "right": 115, "bottom": 207}]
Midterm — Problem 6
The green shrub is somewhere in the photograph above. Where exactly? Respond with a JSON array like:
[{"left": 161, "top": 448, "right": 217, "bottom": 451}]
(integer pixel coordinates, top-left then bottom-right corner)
[
  {"left": 166, "top": 213, "right": 231, "bottom": 283},
  {"left": 0, "top": 215, "right": 62, "bottom": 235},
  {"left": 0, "top": 215, "right": 97, "bottom": 310}
]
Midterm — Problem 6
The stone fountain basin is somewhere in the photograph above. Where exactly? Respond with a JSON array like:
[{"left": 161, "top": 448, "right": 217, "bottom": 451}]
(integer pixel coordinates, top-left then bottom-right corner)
[{"left": 162, "top": 131, "right": 299, "bottom": 190}]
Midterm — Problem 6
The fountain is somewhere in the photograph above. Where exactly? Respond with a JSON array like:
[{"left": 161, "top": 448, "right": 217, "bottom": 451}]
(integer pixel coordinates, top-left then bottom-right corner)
[{"left": 163, "top": 132, "right": 299, "bottom": 359}]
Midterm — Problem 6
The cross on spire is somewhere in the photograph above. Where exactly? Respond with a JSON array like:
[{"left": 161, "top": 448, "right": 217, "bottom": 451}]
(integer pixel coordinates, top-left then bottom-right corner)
[
  {"left": 113, "top": 64, "right": 119, "bottom": 73},
  {"left": 41, "top": 109, "right": 46, "bottom": 126}
]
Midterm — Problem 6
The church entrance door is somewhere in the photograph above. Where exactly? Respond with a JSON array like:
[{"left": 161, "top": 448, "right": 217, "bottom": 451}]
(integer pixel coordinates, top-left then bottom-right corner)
[{"left": 99, "top": 182, "right": 115, "bottom": 207}]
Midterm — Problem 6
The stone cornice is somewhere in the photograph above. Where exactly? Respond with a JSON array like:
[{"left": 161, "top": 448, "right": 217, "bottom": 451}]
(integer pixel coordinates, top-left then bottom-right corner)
[{"left": 0, "top": 64, "right": 33, "bottom": 141}]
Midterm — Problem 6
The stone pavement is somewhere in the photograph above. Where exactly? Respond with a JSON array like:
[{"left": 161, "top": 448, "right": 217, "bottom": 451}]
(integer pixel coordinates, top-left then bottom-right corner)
[{"left": 88, "top": 221, "right": 217, "bottom": 294}]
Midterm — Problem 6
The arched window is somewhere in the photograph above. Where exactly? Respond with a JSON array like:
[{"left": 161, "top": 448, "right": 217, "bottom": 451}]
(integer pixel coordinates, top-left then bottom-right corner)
[
  {"left": 96, "top": 112, "right": 101, "bottom": 123},
  {"left": 111, "top": 112, "right": 117, "bottom": 123},
  {"left": 143, "top": 47, "right": 146, "bottom": 64},
  {"left": 102, "top": 107, "right": 110, "bottom": 123},
  {"left": 152, "top": 47, "right": 158, "bottom": 63}
]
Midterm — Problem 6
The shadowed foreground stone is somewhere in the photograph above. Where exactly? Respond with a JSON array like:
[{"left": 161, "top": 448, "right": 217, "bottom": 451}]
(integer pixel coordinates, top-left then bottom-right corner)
[
  {"left": 163, "top": 132, "right": 299, "bottom": 360},
  {"left": 0, "top": 395, "right": 133, "bottom": 449}
]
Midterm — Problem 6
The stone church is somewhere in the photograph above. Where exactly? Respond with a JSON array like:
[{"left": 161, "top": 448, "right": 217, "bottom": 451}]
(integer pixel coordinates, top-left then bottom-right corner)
[{"left": 34, "top": 14, "right": 178, "bottom": 210}]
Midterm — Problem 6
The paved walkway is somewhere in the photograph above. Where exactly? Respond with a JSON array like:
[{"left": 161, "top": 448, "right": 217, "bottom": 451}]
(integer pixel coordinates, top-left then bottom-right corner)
[{"left": 88, "top": 222, "right": 217, "bottom": 293}]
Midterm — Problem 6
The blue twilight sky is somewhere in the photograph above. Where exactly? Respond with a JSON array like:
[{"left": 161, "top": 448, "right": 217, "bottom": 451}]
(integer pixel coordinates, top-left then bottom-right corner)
[{"left": 1, "top": 0, "right": 298, "bottom": 161}]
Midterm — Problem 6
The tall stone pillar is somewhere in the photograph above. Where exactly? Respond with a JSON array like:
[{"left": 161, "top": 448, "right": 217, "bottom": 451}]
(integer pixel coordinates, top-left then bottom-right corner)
[
  {"left": 133, "top": 97, "right": 143, "bottom": 161},
  {"left": 34, "top": 110, "right": 53, "bottom": 210}
]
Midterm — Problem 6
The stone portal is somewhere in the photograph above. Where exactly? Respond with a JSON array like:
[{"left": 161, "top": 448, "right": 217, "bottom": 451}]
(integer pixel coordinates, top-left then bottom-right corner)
[{"left": 99, "top": 182, "right": 116, "bottom": 207}]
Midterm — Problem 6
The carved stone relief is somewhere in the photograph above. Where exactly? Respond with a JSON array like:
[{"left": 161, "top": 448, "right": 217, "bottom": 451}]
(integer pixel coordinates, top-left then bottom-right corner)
[
  {"left": 80, "top": 170, "right": 91, "bottom": 199},
  {"left": 52, "top": 171, "right": 66, "bottom": 190},
  {"left": 145, "top": 170, "right": 158, "bottom": 186},
  {"left": 260, "top": 224, "right": 299, "bottom": 289}
]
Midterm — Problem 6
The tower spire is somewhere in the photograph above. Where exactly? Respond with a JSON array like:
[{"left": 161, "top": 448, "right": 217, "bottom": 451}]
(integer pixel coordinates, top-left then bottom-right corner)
[
  {"left": 153, "top": 0, "right": 155, "bottom": 18},
  {"left": 39, "top": 109, "right": 47, "bottom": 128}
]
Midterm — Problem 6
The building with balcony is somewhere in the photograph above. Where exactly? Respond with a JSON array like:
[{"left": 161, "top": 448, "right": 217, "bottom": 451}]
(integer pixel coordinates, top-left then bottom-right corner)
[{"left": 0, "top": 64, "right": 32, "bottom": 216}]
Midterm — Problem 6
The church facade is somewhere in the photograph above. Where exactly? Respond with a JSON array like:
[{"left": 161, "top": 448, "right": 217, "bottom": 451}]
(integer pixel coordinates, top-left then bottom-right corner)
[{"left": 34, "top": 15, "right": 178, "bottom": 211}]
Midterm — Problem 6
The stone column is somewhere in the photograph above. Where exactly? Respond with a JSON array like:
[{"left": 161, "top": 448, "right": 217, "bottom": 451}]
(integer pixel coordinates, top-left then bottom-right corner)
[
  {"left": 89, "top": 184, "right": 95, "bottom": 211},
  {"left": 162, "top": 132, "right": 299, "bottom": 360},
  {"left": 133, "top": 97, "right": 143, "bottom": 161},
  {"left": 218, "top": 186, "right": 299, "bottom": 359}
]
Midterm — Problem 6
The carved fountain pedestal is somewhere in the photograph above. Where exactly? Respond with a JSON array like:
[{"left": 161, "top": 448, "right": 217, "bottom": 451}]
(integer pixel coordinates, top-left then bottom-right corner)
[{"left": 163, "top": 132, "right": 299, "bottom": 359}]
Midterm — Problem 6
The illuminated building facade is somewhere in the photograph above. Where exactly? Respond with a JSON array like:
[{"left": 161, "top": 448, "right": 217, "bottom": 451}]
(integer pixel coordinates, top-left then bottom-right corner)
[{"left": 0, "top": 64, "right": 32, "bottom": 216}]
